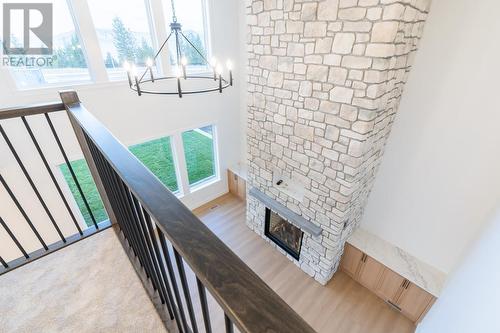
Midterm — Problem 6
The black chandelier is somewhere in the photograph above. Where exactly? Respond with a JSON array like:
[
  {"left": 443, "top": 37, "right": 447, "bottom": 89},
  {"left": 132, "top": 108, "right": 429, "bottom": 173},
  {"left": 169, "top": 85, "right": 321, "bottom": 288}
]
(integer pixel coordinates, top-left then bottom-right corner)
[{"left": 124, "top": 0, "right": 233, "bottom": 98}]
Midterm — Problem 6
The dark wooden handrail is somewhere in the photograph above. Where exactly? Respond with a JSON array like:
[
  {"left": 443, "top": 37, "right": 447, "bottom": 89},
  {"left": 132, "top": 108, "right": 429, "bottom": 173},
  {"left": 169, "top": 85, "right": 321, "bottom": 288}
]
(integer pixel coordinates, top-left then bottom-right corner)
[
  {"left": 61, "top": 90, "right": 316, "bottom": 333},
  {"left": 0, "top": 102, "right": 65, "bottom": 120}
]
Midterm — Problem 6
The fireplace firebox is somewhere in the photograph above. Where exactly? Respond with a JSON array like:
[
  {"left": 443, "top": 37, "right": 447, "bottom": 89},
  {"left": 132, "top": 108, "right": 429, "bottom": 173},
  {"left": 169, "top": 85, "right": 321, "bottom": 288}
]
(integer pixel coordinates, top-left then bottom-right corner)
[{"left": 264, "top": 208, "right": 304, "bottom": 260}]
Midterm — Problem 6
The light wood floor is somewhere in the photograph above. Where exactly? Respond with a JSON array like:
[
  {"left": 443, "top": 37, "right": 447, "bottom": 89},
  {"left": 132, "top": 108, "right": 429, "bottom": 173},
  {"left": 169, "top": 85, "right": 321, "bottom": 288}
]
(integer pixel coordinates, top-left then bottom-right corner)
[{"left": 191, "top": 193, "right": 415, "bottom": 333}]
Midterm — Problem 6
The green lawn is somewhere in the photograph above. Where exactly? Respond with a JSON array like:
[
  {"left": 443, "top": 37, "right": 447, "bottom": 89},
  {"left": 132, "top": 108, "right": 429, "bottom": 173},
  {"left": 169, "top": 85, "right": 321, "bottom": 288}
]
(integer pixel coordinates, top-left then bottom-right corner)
[
  {"left": 60, "top": 129, "right": 215, "bottom": 227},
  {"left": 129, "top": 136, "right": 179, "bottom": 192},
  {"left": 60, "top": 160, "right": 108, "bottom": 227},
  {"left": 182, "top": 129, "right": 216, "bottom": 185}
]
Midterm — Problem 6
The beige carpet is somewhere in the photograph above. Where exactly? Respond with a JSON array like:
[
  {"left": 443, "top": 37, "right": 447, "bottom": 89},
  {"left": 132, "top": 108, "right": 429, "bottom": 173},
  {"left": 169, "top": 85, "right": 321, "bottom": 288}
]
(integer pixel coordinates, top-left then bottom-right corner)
[{"left": 0, "top": 228, "right": 167, "bottom": 333}]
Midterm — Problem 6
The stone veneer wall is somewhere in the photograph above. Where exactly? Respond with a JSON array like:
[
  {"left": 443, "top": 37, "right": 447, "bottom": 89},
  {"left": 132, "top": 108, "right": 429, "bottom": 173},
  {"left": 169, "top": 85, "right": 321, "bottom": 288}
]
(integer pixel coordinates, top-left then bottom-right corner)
[{"left": 246, "top": 0, "right": 432, "bottom": 284}]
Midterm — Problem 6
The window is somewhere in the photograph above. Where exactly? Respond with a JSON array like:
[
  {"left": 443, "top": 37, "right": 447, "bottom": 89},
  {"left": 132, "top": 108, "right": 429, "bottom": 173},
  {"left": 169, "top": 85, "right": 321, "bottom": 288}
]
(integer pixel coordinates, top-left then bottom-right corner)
[
  {"left": 182, "top": 125, "right": 216, "bottom": 186},
  {"left": 163, "top": 0, "right": 209, "bottom": 71},
  {"left": 59, "top": 160, "right": 108, "bottom": 227},
  {"left": 5, "top": 0, "right": 91, "bottom": 88},
  {"left": 87, "top": 0, "right": 157, "bottom": 80},
  {"left": 129, "top": 136, "right": 179, "bottom": 193}
]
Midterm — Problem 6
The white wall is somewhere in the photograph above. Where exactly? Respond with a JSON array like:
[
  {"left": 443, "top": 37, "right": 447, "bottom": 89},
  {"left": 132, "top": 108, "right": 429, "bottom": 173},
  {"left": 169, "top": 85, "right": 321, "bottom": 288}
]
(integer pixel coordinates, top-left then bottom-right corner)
[
  {"left": 0, "top": 0, "right": 247, "bottom": 261},
  {"left": 417, "top": 208, "right": 500, "bottom": 333},
  {"left": 360, "top": 0, "right": 500, "bottom": 274}
]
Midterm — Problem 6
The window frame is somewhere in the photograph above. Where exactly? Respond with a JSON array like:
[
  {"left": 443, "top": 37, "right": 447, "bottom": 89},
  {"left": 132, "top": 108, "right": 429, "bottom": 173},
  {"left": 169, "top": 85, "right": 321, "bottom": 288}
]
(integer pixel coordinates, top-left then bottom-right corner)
[
  {"left": 4, "top": 0, "right": 213, "bottom": 90},
  {"left": 180, "top": 124, "right": 220, "bottom": 191},
  {"left": 5, "top": 0, "right": 94, "bottom": 90}
]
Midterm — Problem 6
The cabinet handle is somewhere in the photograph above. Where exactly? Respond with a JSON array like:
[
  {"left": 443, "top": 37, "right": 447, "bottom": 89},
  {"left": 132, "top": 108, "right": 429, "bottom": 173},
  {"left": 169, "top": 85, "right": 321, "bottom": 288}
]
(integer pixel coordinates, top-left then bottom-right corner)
[
  {"left": 401, "top": 279, "right": 408, "bottom": 288},
  {"left": 405, "top": 280, "right": 410, "bottom": 289},
  {"left": 387, "top": 300, "right": 402, "bottom": 312}
]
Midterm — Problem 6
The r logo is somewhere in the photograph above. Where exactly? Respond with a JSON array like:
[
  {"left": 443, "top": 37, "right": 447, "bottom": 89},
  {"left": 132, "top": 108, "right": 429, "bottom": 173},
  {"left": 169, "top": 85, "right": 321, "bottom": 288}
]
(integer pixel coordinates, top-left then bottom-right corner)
[{"left": 3, "top": 3, "right": 53, "bottom": 55}]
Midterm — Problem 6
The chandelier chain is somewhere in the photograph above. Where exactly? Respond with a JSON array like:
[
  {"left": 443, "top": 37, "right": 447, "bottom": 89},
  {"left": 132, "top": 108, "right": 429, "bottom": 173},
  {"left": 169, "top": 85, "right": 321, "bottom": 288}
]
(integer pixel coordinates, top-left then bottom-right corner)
[{"left": 170, "top": 0, "right": 177, "bottom": 23}]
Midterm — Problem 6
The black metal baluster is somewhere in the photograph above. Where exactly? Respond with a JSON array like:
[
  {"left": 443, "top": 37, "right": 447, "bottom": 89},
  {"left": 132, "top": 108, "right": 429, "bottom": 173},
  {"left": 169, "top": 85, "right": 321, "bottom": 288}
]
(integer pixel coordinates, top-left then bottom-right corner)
[
  {"left": 131, "top": 197, "right": 175, "bottom": 320},
  {"left": 128, "top": 191, "right": 168, "bottom": 306},
  {"left": 89, "top": 138, "right": 141, "bottom": 264},
  {"left": 157, "top": 227, "right": 189, "bottom": 333},
  {"left": 107, "top": 165, "right": 147, "bottom": 272},
  {"left": 87, "top": 139, "right": 139, "bottom": 268},
  {"left": 22, "top": 116, "right": 83, "bottom": 236},
  {"left": 0, "top": 256, "right": 8, "bottom": 269},
  {"left": 113, "top": 174, "right": 154, "bottom": 282},
  {"left": 45, "top": 113, "right": 98, "bottom": 229},
  {"left": 0, "top": 124, "right": 66, "bottom": 243},
  {"left": 0, "top": 174, "right": 48, "bottom": 250},
  {"left": 142, "top": 209, "right": 181, "bottom": 326},
  {"left": 196, "top": 277, "right": 212, "bottom": 333},
  {"left": 174, "top": 248, "right": 199, "bottom": 333},
  {"left": 224, "top": 314, "right": 234, "bottom": 333},
  {"left": 0, "top": 216, "right": 29, "bottom": 259},
  {"left": 90, "top": 144, "right": 132, "bottom": 246}
]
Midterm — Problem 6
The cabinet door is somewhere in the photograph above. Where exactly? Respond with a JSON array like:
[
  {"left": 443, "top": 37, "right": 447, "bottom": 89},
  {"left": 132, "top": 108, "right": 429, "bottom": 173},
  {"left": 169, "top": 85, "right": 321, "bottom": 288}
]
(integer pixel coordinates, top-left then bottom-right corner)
[
  {"left": 340, "top": 243, "right": 364, "bottom": 278},
  {"left": 357, "top": 256, "right": 384, "bottom": 290},
  {"left": 228, "top": 170, "right": 238, "bottom": 194},
  {"left": 237, "top": 175, "right": 246, "bottom": 200},
  {"left": 375, "top": 268, "right": 406, "bottom": 303},
  {"left": 397, "top": 282, "right": 435, "bottom": 322}
]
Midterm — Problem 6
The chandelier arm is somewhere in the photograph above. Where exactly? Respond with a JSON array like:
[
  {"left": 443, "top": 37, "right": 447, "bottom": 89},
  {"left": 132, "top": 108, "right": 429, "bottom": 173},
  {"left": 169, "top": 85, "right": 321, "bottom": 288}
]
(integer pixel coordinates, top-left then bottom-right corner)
[
  {"left": 179, "top": 31, "right": 210, "bottom": 65},
  {"left": 153, "top": 31, "right": 173, "bottom": 62},
  {"left": 138, "top": 31, "right": 174, "bottom": 83}
]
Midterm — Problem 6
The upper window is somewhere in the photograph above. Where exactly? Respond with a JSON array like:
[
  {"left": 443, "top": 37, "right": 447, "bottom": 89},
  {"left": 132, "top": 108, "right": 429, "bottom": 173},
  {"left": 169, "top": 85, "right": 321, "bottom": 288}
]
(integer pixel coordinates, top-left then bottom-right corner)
[
  {"left": 162, "top": 0, "right": 209, "bottom": 71},
  {"left": 87, "top": 0, "right": 157, "bottom": 80},
  {"left": 4, "top": 0, "right": 91, "bottom": 89},
  {"left": 129, "top": 136, "right": 179, "bottom": 193},
  {"left": 182, "top": 125, "right": 217, "bottom": 187}
]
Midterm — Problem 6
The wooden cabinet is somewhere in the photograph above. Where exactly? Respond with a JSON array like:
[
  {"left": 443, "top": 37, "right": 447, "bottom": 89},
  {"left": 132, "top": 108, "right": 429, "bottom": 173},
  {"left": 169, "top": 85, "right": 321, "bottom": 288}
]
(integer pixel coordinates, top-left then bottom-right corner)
[
  {"left": 357, "top": 255, "right": 384, "bottom": 291},
  {"left": 375, "top": 268, "right": 406, "bottom": 303},
  {"left": 397, "top": 282, "right": 435, "bottom": 322},
  {"left": 228, "top": 170, "right": 246, "bottom": 200},
  {"left": 340, "top": 243, "right": 436, "bottom": 324},
  {"left": 340, "top": 243, "right": 363, "bottom": 278}
]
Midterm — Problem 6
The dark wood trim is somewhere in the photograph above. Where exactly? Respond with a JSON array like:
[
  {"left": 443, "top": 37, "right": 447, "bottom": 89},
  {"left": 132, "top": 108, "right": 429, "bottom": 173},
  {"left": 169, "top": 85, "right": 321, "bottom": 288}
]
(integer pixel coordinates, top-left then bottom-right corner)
[
  {"left": 0, "top": 220, "right": 112, "bottom": 276},
  {"left": 0, "top": 102, "right": 65, "bottom": 120},
  {"left": 62, "top": 91, "right": 316, "bottom": 333},
  {"left": 60, "top": 91, "right": 118, "bottom": 226}
]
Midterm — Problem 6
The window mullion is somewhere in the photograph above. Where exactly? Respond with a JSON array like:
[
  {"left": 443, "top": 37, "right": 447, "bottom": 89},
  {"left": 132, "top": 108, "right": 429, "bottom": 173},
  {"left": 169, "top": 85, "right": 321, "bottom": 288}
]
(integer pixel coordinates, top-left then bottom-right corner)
[
  {"left": 69, "top": 0, "right": 108, "bottom": 82},
  {"left": 172, "top": 133, "right": 191, "bottom": 196},
  {"left": 148, "top": 0, "right": 172, "bottom": 75}
]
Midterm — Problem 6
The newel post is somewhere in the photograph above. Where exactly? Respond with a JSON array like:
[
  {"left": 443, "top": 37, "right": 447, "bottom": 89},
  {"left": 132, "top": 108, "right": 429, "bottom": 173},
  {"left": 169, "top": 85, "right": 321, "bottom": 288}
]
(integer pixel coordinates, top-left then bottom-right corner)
[{"left": 59, "top": 90, "right": 118, "bottom": 226}]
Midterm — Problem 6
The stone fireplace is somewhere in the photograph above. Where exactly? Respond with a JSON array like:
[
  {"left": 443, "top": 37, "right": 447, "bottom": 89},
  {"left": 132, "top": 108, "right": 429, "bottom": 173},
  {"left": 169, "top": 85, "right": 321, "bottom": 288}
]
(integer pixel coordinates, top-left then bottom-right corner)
[{"left": 246, "top": 0, "right": 432, "bottom": 284}]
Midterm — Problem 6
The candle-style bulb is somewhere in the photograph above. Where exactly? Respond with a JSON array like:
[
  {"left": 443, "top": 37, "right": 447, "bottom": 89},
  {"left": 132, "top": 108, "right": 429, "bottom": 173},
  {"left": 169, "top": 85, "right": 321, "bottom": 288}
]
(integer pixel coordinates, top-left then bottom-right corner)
[
  {"left": 124, "top": 61, "right": 132, "bottom": 87},
  {"left": 216, "top": 65, "right": 223, "bottom": 76},
  {"left": 217, "top": 65, "right": 223, "bottom": 93},
  {"left": 227, "top": 60, "right": 234, "bottom": 86},
  {"left": 210, "top": 57, "right": 217, "bottom": 68},
  {"left": 131, "top": 65, "right": 138, "bottom": 77},
  {"left": 146, "top": 58, "right": 153, "bottom": 67},
  {"left": 131, "top": 65, "right": 141, "bottom": 96},
  {"left": 181, "top": 57, "right": 187, "bottom": 79},
  {"left": 176, "top": 66, "right": 183, "bottom": 98}
]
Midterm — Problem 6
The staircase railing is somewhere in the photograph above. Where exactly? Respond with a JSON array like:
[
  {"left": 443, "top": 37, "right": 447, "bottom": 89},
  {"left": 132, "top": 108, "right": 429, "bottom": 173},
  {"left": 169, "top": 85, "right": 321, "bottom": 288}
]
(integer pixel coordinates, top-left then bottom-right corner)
[
  {"left": 61, "top": 90, "right": 315, "bottom": 333},
  {"left": 0, "top": 102, "right": 111, "bottom": 274}
]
